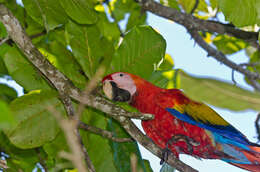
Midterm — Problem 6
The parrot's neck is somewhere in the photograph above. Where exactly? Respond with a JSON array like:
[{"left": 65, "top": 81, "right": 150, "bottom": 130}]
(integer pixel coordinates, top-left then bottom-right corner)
[{"left": 130, "top": 82, "right": 162, "bottom": 114}]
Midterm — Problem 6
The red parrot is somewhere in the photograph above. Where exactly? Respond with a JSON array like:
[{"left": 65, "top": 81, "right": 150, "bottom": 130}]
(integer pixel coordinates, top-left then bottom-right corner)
[{"left": 102, "top": 72, "right": 260, "bottom": 172}]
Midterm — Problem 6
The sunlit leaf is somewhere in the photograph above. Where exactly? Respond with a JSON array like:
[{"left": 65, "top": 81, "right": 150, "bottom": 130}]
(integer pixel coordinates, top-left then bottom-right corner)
[
  {"left": 158, "top": 54, "right": 174, "bottom": 71},
  {"left": 0, "top": 101, "right": 16, "bottom": 129},
  {"left": 213, "top": 35, "right": 247, "bottom": 54},
  {"left": 178, "top": 0, "right": 208, "bottom": 13},
  {"left": 5, "top": 90, "right": 64, "bottom": 149},
  {"left": 217, "top": 0, "right": 259, "bottom": 27},
  {"left": 110, "top": 26, "right": 166, "bottom": 79}
]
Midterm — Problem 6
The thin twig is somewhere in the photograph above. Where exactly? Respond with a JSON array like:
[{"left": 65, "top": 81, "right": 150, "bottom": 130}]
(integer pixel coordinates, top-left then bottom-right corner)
[
  {"left": 79, "top": 122, "right": 133, "bottom": 142},
  {"left": 188, "top": 29, "right": 260, "bottom": 81},
  {"left": 255, "top": 113, "right": 260, "bottom": 142},
  {"left": 0, "top": 159, "right": 8, "bottom": 169},
  {"left": 190, "top": 0, "right": 199, "bottom": 14},
  {"left": 35, "top": 148, "right": 48, "bottom": 172},
  {"left": 47, "top": 106, "right": 89, "bottom": 172},
  {"left": 0, "top": 36, "right": 9, "bottom": 46}
]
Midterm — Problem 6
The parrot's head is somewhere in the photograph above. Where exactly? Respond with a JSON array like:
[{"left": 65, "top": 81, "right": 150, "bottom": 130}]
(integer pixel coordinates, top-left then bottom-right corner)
[{"left": 102, "top": 72, "right": 142, "bottom": 102}]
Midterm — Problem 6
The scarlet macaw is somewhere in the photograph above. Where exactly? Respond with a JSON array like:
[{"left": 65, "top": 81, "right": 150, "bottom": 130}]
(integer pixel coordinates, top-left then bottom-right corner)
[{"left": 102, "top": 72, "right": 260, "bottom": 172}]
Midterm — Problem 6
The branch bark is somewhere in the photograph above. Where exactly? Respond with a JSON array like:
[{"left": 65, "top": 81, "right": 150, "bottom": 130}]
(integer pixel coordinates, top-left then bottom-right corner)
[
  {"left": 140, "top": 0, "right": 259, "bottom": 48},
  {"left": 0, "top": 4, "right": 197, "bottom": 172}
]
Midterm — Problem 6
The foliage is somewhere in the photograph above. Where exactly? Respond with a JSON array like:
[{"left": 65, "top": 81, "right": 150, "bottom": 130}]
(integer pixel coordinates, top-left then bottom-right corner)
[{"left": 0, "top": 0, "right": 259, "bottom": 171}]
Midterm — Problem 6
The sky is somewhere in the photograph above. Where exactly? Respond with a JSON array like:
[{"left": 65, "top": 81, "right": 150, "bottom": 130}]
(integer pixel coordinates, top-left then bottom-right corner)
[{"left": 2, "top": 1, "right": 259, "bottom": 172}]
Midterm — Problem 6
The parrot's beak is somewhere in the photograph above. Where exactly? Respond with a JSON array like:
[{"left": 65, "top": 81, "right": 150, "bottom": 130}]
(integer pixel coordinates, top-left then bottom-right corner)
[{"left": 103, "top": 80, "right": 131, "bottom": 102}]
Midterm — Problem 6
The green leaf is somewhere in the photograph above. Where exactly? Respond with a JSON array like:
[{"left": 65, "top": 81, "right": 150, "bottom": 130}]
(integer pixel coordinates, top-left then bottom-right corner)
[
  {"left": 112, "top": 0, "right": 135, "bottom": 21},
  {"left": 0, "top": 101, "right": 16, "bottom": 129},
  {"left": 107, "top": 119, "right": 150, "bottom": 172},
  {"left": 213, "top": 35, "right": 247, "bottom": 54},
  {"left": 3, "top": 46, "right": 51, "bottom": 91},
  {"left": 0, "top": 84, "right": 17, "bottom": 103},
  {"left": 126, "top": 6, "right": 147, "bottom": 31},
  {"left": 22, "top": 0, "right": 67, "bottom": 31},
  {"left": 5, "top": 90, "right": 64, "bottom": 149},
  {"left": 158, "top": 54, "right": 174, "bottom": 71},
  {"left": 0, "top": 21, "right": 7, "bottom": 38},
  {"left": 0, "top": 132, "right": 38, "bottom": 171},
  {"left": 40, "top": 41, "right": 87, "bottom": 89},
  {"left": 60, "top": 0, "right": 98, "bottom": 24},
  {"left": 80, "top": 108, "right": 118, "bottom": 172},
  {"left": 217, "top": 0, "right": 259, "bottom": 27},
  {"left": 179, "top": 0, "right": 208, "bottom": 13},
  {"left": 110, "top": 26, "right": 166, "bottom": 79},
  {"left": 66, "top": 20, "right": 104, "bottom": 78}
]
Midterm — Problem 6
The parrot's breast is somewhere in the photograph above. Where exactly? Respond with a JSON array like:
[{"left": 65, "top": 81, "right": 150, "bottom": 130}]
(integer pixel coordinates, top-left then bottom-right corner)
[{"left": 131, "top": 89, "right": 220, "bottom": 159}]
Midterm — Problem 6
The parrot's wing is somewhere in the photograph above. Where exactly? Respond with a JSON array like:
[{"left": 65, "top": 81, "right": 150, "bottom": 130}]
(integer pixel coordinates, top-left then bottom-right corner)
[{"left": 156, "top": 90, "right": 251, "bottom": 146}]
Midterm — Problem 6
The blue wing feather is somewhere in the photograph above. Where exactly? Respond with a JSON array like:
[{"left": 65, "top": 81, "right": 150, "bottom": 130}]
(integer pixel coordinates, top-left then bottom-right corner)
[{"left": 166, "top": 108, "right": 251, "bottom": 147}]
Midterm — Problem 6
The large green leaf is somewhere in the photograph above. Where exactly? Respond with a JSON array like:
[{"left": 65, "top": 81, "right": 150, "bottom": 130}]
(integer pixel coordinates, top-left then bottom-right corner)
[
  {"left": 3, "top": 46, "right": 51, "bottom": 91},
  {"left": 149, "top": 70, "right": 260, "bottom": 111},
  {"left": 5, "top": 90, "right": 64, "bottom": 149},
  {"left": 79, "top": 108, "right": 118, "bottom": 172},
  {"left": 0, "top": 84, "right": 17, "bottom": 103},
  {"left": 217, "top": 0, "right": 259, "bottom": 27},
  {"left": 107, "top": 119, "right": 152, "bottom": 172},
  {"left": 22, "top": 0, "right": 67, "bottom": 31},
  {"left": 110, "top": 26, "right": 166, "bottom": 79},
  {"left": 213, "top": 35, "right": 247, "bottom": 54},
  {"left": 66, "top": 20, "right": 104, "bottom": 78},
  {"left": 60, "top": 0, "right": 98, "bottom": 24}
]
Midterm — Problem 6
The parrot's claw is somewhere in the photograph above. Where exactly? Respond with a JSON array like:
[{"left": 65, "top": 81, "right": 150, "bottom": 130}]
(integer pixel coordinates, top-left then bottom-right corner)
[
  {"left": 167, "top": 134, "right": 200, "bottom": 154},
  {"left": 160, "top": 148, "right": 171, "bottom": 165}
]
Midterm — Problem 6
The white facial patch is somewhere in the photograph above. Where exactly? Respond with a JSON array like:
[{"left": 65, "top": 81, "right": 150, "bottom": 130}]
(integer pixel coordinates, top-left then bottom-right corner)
[
  {"left": 111, "top": 73, "right": 137, "bottom": 96},
  {"left": 103, "top": 81, "right": 113, "bottom": 100}
]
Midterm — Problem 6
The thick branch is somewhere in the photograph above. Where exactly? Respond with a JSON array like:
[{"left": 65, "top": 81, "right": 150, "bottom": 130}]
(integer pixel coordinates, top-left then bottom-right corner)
[
  {"left": 0, "top": 4, "right": 196, "bottom": 172},
  {"left": 140, "top": 0, "right": 258, "bottom": 46}
]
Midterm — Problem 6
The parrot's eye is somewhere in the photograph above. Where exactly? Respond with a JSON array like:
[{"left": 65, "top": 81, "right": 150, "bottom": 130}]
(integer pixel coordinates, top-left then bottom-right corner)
[{"left": 119, "top": 73, "right": 124, "bottom": 77}]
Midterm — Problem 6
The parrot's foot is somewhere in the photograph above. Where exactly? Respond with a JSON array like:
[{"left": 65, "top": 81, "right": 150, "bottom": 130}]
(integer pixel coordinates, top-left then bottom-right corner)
[
  {"left": 160, "top": 148, "right": 172, "bottom": 165},
  {"left": 167, "top": 134, "right": 200, "bottom": 154}
]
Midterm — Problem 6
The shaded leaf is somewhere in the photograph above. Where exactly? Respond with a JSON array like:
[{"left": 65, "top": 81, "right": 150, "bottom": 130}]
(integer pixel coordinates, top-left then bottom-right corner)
[
  {"left": 217, "top": 0, "right": 259, "bottom": 27},
  {"left": 80, "top": 108, "right": 118, "bottom": 172},
  {"left": 22, "top": 0, "right": 67, "bottom": 31},
  {"left": 65, "top": 20, "right": 104, "bottom": 78},
  {"left": 60, "top": 0, "right": 98, "bottom": 24},
  {"left": 0, "top": 101, "right": 16, "bottom": 129},
  {"left": 107, "top": 119, "right": 150, "bottom": 172},
  {"left": 0, "top": 84, "right": 17, "bottom": 103},
  {"left": 3, "top": 46, "right": 51, "bottom": 91},
  {"left": 5, "top": 90, "right": 64, "bottom": 149},
  {"left": 213, "top": 35, "right": 247, "bottom": 54},
  {"left": 110, "top": 26, "right": 166, "bottom": 79},
  {"left": 126, "top": 6, "right": 147, "bottom": 31}
]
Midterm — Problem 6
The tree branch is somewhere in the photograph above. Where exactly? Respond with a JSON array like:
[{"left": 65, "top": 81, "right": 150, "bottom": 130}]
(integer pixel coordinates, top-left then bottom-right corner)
[
  {"left": 78, "top": 122, "right": 133, "bottom": 142},
  {"left": 0, "top": 4, "right": 197, "bottom": 172},
  {"left": 188, "top": 29, "right": 260, "bottom": 81},
  {"left": 140, "top": 0, "right": 259, "bottom": 47}
]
